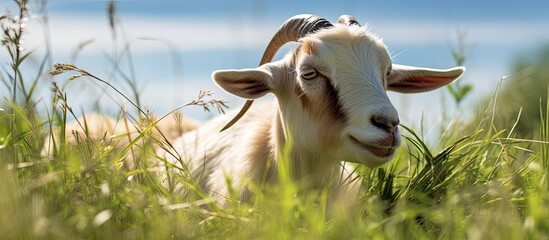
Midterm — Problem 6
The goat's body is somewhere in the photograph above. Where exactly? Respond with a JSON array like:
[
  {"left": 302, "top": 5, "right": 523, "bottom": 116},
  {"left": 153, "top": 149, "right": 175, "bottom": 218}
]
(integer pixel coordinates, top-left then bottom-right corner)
[
  {"left": 160, "top": 101, "right": 360, "bottom": 206},
  {"left": 164, "top": 103, "right": 275, "bottom": 202}
]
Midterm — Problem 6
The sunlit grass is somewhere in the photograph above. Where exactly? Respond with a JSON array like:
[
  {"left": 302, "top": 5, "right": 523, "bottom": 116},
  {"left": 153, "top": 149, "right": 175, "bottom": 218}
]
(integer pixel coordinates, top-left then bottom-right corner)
[{"left": 1, "top": 1, "right": 548, "bottom": 239}]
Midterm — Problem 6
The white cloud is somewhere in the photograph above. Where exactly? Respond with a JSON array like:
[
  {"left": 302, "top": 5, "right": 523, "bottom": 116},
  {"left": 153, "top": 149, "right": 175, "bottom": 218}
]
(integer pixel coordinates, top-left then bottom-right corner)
[
  {"left": 372, "top": 20, "right": 549, "bottom": 45},
  {"left": 25, "top": 14, "right": 279, "bottom": 55}
]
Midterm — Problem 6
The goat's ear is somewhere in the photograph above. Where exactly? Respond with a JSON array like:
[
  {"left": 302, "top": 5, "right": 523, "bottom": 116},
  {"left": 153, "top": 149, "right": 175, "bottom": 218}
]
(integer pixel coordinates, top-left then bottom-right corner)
[
  {"left": 212, "top": 68, "right": 273, "bottom": 99},
  {"left": 387, "top": 64, "right": 465, "bottom": 93}
]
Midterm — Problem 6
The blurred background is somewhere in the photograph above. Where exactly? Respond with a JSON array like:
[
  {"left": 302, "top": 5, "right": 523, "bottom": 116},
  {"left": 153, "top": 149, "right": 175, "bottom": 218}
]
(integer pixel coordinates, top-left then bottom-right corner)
[{"left": 3, "top": 0, "right": 549, "bottom": 135}]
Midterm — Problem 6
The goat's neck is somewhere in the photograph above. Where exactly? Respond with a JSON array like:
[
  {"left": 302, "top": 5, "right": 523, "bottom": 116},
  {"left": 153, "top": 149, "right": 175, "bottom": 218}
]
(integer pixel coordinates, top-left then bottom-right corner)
[{"left": 270, "top": 108, "right": 340, "bottom": 186}]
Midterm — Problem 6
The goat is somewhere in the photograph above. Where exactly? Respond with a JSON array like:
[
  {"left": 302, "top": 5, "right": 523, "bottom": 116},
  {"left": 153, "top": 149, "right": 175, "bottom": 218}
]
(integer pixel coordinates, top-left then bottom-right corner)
[{"left": 158, "top": 14, "right": 465, "bottom": 207}]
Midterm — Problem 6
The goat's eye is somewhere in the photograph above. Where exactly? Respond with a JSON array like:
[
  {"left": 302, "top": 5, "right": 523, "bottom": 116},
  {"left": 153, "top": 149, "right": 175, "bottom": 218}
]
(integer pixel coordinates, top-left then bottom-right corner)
[{"left": 301, "top": 68, "right": 318, "bottom": 80}]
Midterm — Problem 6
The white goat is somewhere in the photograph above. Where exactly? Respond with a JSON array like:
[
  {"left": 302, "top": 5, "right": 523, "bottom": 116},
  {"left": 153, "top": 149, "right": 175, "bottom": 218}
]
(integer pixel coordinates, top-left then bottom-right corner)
[{"left": 159, "top": 15, "right": 465, "bottom": 207}]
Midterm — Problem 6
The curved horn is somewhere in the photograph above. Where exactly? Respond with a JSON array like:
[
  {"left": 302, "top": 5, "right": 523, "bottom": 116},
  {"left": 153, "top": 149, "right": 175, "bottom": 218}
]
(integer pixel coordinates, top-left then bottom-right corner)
[
  {"left": 337, "top": 15, "right": 361, "bottom": 27},
  {"left": 220, "top": 14, "right": 333, "bottom": 132},
  {"left": 259, "top": 14, "right": 333, "bottom": 65}
]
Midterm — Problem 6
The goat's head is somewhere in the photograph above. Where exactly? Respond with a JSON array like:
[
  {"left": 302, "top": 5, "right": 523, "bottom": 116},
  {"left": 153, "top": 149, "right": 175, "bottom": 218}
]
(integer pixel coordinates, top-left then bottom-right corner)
[{"left": 213, "top": 15, "right": 465, "bottom": 167}]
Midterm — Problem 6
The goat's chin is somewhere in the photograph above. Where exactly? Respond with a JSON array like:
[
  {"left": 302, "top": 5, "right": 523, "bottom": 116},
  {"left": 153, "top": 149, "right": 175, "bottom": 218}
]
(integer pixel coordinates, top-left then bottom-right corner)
[
  {"left": 344, "top": 135, "right": 400, "bottom": 168},
  {"left": 359, "top": 154, "right": 396, "bottom": 168},
  {"left": 345, "top": 150, "right": 396, "bottom": 168}
]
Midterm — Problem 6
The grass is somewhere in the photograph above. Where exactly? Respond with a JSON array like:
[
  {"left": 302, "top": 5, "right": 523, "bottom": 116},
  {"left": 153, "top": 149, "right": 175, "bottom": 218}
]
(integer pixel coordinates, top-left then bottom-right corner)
[{"left": 1, "top": 1, "right": 548, "bottom": 239}]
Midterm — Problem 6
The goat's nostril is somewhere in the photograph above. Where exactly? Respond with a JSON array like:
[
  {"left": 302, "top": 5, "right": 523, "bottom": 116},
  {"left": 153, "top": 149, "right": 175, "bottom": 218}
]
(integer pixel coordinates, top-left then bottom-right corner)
[{"left": 371, "top": 115, "right": 399, "bottom": 132}]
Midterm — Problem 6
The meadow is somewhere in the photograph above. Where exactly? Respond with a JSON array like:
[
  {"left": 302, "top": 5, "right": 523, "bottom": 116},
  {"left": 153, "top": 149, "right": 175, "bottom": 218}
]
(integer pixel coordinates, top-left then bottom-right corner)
[{"left": 1, "top": 1, "right": 548, "bottom": 239}]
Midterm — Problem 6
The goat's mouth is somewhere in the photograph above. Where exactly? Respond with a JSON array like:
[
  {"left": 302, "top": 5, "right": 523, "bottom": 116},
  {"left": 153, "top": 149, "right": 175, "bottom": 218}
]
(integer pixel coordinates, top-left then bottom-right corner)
[{"left": 349, "top": 135, "right": 396, "bottom": 158}]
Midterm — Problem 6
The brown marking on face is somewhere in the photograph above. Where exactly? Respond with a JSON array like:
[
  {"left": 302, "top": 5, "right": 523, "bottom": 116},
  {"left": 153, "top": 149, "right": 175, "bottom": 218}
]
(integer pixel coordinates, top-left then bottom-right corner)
[
  {"left": 292, "top": 40, "right": 317, "bottom": 65},
  {"left": 301, "top": 40, "right": 317, "bottom": 55},
  {"left": 303, "top": 80, "right": 348, "bottom": 148},
  {"left": 294, "top": 85, "right": 310, "bottom": 109}
]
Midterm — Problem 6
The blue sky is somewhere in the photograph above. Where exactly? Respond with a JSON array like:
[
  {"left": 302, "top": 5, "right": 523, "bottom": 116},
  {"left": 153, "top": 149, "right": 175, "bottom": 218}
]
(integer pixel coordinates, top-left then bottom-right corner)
[
  {"left": 3, "top": 0, "right": 549, "bottom": 132},
  {"left": 45, "top": 0, "right": 549, "bottom": 22}
]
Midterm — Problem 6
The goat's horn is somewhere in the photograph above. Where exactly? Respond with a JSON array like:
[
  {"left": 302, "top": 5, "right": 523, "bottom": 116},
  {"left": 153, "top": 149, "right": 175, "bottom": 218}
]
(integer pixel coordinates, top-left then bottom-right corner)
[
  {"left": 259, "top": 14, "right": 333, "bottom": 65},
  {"left": 337, "top": 15, "right": 361, "bottom": 27},
  {"left": 220, "top": 14, "right": 333, "bottom": 132}
]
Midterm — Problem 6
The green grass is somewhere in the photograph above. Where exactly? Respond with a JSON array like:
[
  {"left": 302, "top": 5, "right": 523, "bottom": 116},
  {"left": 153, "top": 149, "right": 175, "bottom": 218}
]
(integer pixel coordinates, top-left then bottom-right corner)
[{"left": 1, "top": 1, "right": 548, "bottom": 239}]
